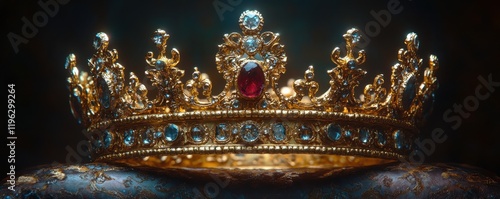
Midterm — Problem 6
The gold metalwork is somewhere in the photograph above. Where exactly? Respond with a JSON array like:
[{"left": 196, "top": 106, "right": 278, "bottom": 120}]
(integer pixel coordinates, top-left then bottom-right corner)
[{"left": 66, "top": 10, "right": 438, "bottom": 169}]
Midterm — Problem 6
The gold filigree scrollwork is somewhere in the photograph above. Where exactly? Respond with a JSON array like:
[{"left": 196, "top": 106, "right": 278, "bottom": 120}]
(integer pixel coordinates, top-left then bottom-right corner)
[
  {"left": 261, "top": 31, "right": 287, "bottom": 109},
  {"left": 291, "top": 66, "right": 319, "bottom": 107},
  {"left": 363, "top": 74, "right": 387, "bottom": 110},
  {"left": 125, "top": 72, "right": 148, "bottom": 110},
  {"left": 145, "top": 29, "right": 184, "bottom": 111},
  {"left": 322, "top": 28, "right": 367, "bottom": 112},
  {"left": 185, "top": 67, "right": 213, "bottom": 106},
  {"left": 214, "top": 32, "right": 243, "bottom": 107},
  {"left": 65, "top": 54, "right": 93, "bottom": 125}
]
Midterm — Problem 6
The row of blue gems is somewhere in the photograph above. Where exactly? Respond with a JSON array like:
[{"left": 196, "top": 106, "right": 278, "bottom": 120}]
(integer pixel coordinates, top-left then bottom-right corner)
[
  {"left": 324, "top": 123, "right": 412, "bottom": 150},
  {"left": 92, "top": 124, "right": 181, "bottom": 152},
  {"left": 215, "top": 122, "right": 289, "bottom": 143}
]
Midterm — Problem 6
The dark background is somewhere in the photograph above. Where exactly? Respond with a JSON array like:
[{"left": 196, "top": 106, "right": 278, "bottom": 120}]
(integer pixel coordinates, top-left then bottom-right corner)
[{"left": 2, "top": 0, "right": 500, "bottom": 177}]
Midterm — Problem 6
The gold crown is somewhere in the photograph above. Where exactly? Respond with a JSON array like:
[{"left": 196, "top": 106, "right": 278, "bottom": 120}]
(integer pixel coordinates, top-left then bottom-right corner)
[{"left": 65, "top": 10, "right": 438, "bottom": 169}]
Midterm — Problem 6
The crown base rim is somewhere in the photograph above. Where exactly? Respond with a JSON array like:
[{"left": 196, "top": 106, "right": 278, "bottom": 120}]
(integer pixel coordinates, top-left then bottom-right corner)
[{"left": 95, "top": 146, "right": 403, "bottom": 169}]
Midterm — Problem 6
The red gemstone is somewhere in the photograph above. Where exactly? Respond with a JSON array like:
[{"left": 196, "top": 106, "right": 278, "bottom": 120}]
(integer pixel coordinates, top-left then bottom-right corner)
[{"left": 237, "top": 61, "right": 265, "bottom": 99}]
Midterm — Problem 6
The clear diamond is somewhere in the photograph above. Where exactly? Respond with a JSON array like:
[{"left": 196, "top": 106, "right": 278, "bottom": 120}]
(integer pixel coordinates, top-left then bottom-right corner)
[
  {"left": 243, "top": 36, "right": 259, "bottom": 53},
  {"left": 93, "top": 32, "right": 108, "bottom": 50},
  {"left": 240, "top": 123, "right": 259, "bottom": 143},
  {"left": 242, "top": 11, "right": 260, "bottom": 30},
  {"left": 272, "top": 123, "right": 286, "bottom": 142}
]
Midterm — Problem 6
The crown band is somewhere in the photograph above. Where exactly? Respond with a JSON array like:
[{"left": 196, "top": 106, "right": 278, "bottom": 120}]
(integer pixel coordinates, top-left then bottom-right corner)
[{"left": 66, "top": 10, "right": 438, "bottom": 169}]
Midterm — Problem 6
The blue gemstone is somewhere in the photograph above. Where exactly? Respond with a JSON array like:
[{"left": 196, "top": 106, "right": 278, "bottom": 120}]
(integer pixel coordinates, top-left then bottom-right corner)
[
  {"left": 216, "top": 123, "right": 230, "bottom": 142},
  {"left": 69, "top": 92, "right": 83, "bottom": 124},
  {"left": 191, "top": 125, "right": 204, "bottom": 142},
  {"left": 240, "top": 123, "right": 259, "bottom": 143},
  {"left": 272, "top": 123, "right": 286, "bottom": 142},
  {"left": 344, "top": 130, "right": 352, "bottom": 138},
  {"left": 243, "top": 36, "right": 259, "bottom": 53},
  {"left": 347, "top": 60, "right": 356, "bottom": 69},
  {"left": 242, "top": 11, "right": 260, "bottom": 30},
  {"left": 299, "top": 125, "right": 313, "bottom": 141},
  {"left": 359, "top": 129, "right": 369, "bottom": 144},
  {"left": 377, "top": 131, "right": 386, "bottom": 146},
  {"left": 154, "top": 130, "right": 163, "bottom": 139},
  {"left": 92, "top": 138, "right": 102, "bottom": 150},
  {"left": 153, "top": 34, "right": 163, "bottom": 45},
  {"left": 402, "top": 76, "right": 417, "bottom": 110},
  {"left": 155, "top": 60, "right": 167, "bottom": 70},
  {"left": 103, "top": 130, "right": 112, "bottom": 149},
  {"left": 422, "top": 93, "right": 435, "bottom": 119},
  {"left": 261, "top": 100, "right": 268, "bottom": 109},
  {"left": 351, "top": 31, "right": 360, "bottom": 44},
  {"left": 393, "top": 130, "right": 404, "bottom": 150},
  {"left": 232, "top": 127, "right": 239, "bottom": 135},
  {"left": 232, "top": 99, "right": 240, "bottom": 109},
  {"left": 164, "top": 124, "right": 179, "bottom": 142},
  {"left": 327, "top": 123, "right": 342, "bottom": 141},
  {"left": 97, "top": 77, "right": 111, "bottom": 109},
  {"left": 142, "top": 129, "right": 154, "bottom": 145},
  {"left": 124, "top": 130, "right": 134, "bottom": 146}
]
